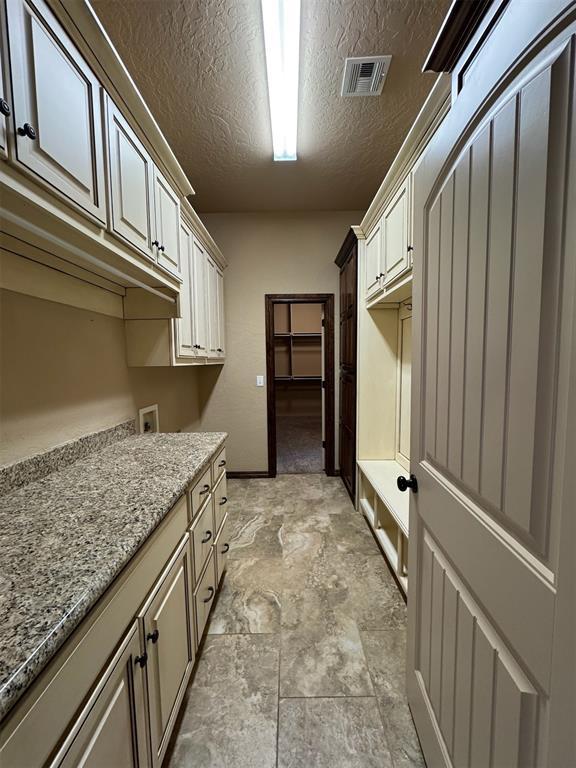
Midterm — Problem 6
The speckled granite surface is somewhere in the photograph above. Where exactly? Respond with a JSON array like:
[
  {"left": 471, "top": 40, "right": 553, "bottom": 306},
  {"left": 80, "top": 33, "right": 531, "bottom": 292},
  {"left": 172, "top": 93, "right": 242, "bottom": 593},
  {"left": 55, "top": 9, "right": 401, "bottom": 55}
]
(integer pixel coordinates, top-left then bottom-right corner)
[
  {"left": 0, "top": 431, "right": 226, "bottom": 722},
  {"left": 0, "top": 419, "right": 137, "bottom": 497}
]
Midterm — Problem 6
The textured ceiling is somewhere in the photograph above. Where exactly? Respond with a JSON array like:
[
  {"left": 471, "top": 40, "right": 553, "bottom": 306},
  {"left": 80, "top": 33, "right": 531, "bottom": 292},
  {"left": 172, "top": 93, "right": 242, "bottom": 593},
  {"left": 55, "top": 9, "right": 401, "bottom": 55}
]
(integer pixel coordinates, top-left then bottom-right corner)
[{"left": 91, "top": 0, "right": 451, "bottom": 212}]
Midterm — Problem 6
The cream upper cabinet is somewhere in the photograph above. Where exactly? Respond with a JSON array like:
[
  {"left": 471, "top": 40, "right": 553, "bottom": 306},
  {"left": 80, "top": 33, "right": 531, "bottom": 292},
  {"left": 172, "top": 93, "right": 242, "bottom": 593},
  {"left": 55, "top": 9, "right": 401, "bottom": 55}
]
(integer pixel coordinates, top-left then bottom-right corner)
[
  {"left": 140, "top": 536, "right": 195, "bottom": 768},
  {"left": 0, "top": 47, "right": 9, "bottom": 155},
  {"left": 153, "top": 168, "right": 181, "bottom": 278},
  {"left": 6, "top": 0, "right": 107, "bottom": 222},
  {"left": 192, "top": 238, "right": 208, "bottom": 353},
  {"left": 105, "top": 95, "right": 155, "bottom": 260},
  {"left": 175, "top": 221, "right": 195, "bottom": 358},
  {"left": 206, "top": 256, "right": 219, "bottom": 356},
  {"left": 365, "top": 221, "right": 382, "bottom": 300},
  {"left": 217, "top": 266, "right": 225, "bottom": 356},
  {"left": 382, "top": 175, "right": 411, "bottom": 286},
  {"left": 54, "top": 624, "right": 148, "bottom": 768}
]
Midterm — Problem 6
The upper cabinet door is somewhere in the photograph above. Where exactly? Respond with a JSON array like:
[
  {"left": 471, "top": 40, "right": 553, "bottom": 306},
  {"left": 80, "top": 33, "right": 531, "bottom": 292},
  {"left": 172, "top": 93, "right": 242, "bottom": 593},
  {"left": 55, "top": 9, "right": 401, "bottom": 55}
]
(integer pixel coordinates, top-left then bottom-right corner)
[
  {"left": 216, "top": 267, "right": 225, "bottom": 356},
  {"left": 153, "top": 168, "right": 181, "bottom": 278},
  {"left": 175, "top": 221, "right": 195, "bottom": 358},
  {"left": 365, "top": 221, "right": 382, "bottom": 300},
  {"left": 192, "top": 238, "right": 207, "bottom": 353},
  {"left": 6, "top": 0, "right": 107, "bottom": 222},
  {"left": 382, "top": 176, "right": 411, "bottom": 286},
  {"left": 0, "top": 47, "right": 8, "bottom": 155},
  {"left": 205, "top": 257, "right": 219, "bottom": 355},
  {"left": 105, "top": 95, "right": 155, "bottom": 259}
]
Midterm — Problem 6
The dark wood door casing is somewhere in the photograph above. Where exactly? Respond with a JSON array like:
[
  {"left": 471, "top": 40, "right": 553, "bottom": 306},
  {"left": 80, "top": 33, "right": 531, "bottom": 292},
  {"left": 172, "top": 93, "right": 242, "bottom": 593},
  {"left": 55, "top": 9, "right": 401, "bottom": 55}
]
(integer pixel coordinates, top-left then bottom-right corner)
[{"left": 265, "top": 293, "right": 336, "bottom": 478}]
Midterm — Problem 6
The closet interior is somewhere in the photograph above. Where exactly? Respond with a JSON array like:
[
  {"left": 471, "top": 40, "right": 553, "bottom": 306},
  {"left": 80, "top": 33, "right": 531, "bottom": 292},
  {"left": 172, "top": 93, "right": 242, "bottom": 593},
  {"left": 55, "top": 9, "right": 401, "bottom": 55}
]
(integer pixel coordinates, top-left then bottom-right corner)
[{"left": 274, "top": 302, "right": 323, "bottom": 473}]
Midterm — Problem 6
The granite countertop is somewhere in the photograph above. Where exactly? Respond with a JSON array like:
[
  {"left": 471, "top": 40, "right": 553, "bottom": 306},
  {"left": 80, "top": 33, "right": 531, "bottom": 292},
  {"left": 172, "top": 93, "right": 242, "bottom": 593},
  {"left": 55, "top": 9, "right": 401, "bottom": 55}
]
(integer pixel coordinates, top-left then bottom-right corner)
[{"left": 0, "top": 431, "right": 227, "bottom": 722}]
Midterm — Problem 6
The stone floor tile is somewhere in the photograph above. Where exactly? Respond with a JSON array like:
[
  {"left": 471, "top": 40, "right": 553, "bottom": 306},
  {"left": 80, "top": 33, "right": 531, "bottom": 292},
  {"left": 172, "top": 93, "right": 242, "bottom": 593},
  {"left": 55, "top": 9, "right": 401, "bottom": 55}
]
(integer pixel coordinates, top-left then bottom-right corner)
[
  {"left": 277, "top": 697, "right": 394, "bottom": 768},
  {"left": 227, "top": 512, "right": 283, "bottom": 559}
]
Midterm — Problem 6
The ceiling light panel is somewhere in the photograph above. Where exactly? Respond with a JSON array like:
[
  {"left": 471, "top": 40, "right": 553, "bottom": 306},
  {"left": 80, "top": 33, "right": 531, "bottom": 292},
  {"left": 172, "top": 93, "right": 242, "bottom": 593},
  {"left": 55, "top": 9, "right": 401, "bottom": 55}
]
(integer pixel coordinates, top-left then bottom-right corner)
[{"left": 261, "top": 0, "right": 301, "bottom": 161}]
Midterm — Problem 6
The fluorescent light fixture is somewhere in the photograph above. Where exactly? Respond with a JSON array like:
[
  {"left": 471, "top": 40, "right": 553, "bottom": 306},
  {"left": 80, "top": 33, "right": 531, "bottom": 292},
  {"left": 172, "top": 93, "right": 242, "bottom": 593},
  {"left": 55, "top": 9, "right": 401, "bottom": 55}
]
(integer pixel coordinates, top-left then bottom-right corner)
[{"left": 261, "top": 0, "right": 301, "bottom": 161}]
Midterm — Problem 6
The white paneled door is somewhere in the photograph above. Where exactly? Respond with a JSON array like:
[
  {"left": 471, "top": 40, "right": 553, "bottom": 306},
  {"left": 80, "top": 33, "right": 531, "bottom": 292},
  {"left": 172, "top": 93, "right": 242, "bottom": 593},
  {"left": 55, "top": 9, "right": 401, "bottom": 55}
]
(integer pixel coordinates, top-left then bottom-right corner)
[{"left": 408, "top": 3, "right": 576, "bottom": 767}]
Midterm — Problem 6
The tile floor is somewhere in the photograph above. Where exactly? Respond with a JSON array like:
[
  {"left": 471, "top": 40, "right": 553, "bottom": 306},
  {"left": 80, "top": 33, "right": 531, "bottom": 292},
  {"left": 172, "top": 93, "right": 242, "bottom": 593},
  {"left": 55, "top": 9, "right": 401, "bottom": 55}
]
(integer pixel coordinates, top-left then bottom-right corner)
[{"left": 165, "top": 474, "right": 424, "bottom": 768}]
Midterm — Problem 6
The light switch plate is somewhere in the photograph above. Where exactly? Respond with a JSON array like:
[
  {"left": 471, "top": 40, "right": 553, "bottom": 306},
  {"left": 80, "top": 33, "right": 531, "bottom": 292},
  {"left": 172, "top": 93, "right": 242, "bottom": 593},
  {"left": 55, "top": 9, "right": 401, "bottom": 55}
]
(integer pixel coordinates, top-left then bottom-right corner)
[{"left": 256, "top": 375, "right": 264, "bottom": 387}]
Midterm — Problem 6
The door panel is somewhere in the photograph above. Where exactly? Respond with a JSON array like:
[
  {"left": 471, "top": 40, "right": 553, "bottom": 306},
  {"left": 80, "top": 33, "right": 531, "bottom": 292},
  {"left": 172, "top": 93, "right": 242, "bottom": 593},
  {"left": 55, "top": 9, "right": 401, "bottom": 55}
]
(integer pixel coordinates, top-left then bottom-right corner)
[
  {"left": 338, "top": 242, "right": 357, "bottom": 501},
  {"left": 7, "top": 0, "right": 106, "bottom": 221},
  {"left": 217, "top": 267, "right": 225, "bottom": 355},
  {"left": 192, "top": 238, "right": 207, "bottom": 353},
  {"left": 175, "top": 222, "right": 195, "bottom": 358},
  {"left": 409, "top": 8, "right": 575, "bottom": 766},
  {"left": 106, "top": 96, "right": 155, "bottom": 258},
  {"left": 364, "top": 223, "right": 381, "bottom": 299},
  {"left": 205, "top": 257, "right": 218, "bottom": 355},
  {"left": 154, "top": 169, "right": 181, "bottom": 277}
]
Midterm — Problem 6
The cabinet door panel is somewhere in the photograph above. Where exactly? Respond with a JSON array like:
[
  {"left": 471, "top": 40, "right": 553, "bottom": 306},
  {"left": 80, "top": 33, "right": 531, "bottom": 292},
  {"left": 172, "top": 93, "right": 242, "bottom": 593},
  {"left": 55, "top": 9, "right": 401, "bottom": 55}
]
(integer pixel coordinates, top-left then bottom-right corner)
[
  {"left": 175, "top": 222, "right": 195, "bottom": 358},
  {"left": 214, "top": 516, "right": 230, "bottom": 585},
  {"left": 56, "top": 625, "right": 147, "bottom": 768},
  {"left": 205, "top": 256, "right": 219, "bottom": 355},
  {"left": 214, "top": 474, "right": 228, "bottom": 534},
  {"left": 365, "top": 222, "right": 382, "bottom": 299},
  {"left": 192, "top": 239, "right": 208, "bottom": 353},
  {"left": 191, "top": 496, "right": 215, "bottom": 583},
  {"left": 217, "top": 267, "right": 225, "bottom": 355},
  {"left": 106, "top": 96, "right": 154, "bottom": 258},
  {"left": 194, "top": 551, "right": 216, "bottom": 644},
  {"left": 383, "top": 177, "right": 410, "bottom": 285},
  {"left": 154, "top": 168, "right": 181, "bottom": 277},
  {"left": 7, "top": 0, "right": 106, "bottom": 221},
  {"left": 142, "top": 537, "right": 194, "bottom": 767},
  {"left": 0, "top": 46, "right": 8, "bottom": 154}
]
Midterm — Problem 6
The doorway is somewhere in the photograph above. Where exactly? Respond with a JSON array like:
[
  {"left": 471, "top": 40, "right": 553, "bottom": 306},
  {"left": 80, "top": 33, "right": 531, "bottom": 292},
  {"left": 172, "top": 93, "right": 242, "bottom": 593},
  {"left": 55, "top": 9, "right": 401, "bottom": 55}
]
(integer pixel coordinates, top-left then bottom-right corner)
[{"left": 265, "top": 294, "right": 335, "bottom": 477}]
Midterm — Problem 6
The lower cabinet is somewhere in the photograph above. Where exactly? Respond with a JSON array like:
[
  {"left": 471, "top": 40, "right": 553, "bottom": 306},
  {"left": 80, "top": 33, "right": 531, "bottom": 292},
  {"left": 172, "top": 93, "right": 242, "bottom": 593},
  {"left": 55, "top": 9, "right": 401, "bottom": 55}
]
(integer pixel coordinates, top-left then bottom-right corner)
[
  {"left": 214, "top": 516, "right": 230, "bottom": 585},
  {"left": 194, "top": 551, "right": 217, "bottom": 645},
  {"left": 140, "top": 535, "right": 195, "bottom": 768},
  {"left": 53, "top": 623, "right": 148, "bottom": 768},
  {"left": 191, "top": 497, "right": 215, "bottom": 583},
  {"left": 214, "top": 474, "right": 228, "bottom": 534}
]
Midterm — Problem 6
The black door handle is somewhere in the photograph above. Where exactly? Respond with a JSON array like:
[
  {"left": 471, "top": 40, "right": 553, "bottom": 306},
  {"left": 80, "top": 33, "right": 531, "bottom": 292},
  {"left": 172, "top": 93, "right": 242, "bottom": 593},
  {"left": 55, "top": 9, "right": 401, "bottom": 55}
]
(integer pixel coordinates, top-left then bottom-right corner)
[
  {"left": 135, "top": 653, "right": 148, "bottom": 668},
  {"left": 201, "top": 530, "right": 212, "bottom": 543},
  {"left": 219, "top": 496, "right": 228, "bottom": 506},
  {"left": 221, "top": 543, "right": 230, "bottom": 554},
  {"left": 397, "top": 474, "right": 418, "bottom": 493},
  {"left": 203, "top": 586, "right": 215, "bottom": 603},
  {"left": 218, "top": 459, "right": 226, "bottom": 467},
  {"left": 199, "top": 484, "right": 210, "bottom": 495}
]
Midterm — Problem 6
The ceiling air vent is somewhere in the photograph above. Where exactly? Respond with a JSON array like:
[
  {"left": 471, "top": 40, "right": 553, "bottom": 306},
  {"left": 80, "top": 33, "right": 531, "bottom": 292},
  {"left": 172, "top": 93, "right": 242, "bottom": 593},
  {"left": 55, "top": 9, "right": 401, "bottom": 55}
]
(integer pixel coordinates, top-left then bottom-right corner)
[{"left": 341, "top": 55, "right": 392, "bottom": 97}]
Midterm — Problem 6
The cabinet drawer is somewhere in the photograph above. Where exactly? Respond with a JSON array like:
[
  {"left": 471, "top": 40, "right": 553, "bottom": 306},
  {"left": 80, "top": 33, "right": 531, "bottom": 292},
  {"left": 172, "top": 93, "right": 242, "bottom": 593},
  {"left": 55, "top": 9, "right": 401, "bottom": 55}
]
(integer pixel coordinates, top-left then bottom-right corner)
[
  {"left": 190, "top": 496, "right": 215, "bottom": 584},
  {"left": 194, "top": 552, "right": 216, "bottom": 644},
  {"left": 190, "top": 467, "right": 211, "bottom": 520},
  {"left": 213, "top": 474, "right": 228, "bottom": 535},
  {"left": 214, "top": 516, "right": 230, "bottom": 585},
  {"left": 212, "top": 446, "right": 226, "bottom": 482}
]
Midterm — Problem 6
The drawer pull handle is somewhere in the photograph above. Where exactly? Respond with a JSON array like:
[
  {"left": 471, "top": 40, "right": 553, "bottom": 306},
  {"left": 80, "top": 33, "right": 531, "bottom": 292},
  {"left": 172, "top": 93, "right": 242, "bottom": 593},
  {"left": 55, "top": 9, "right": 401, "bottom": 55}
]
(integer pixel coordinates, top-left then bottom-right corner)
[
  {"left": 199, "top": 484, "right": 210, "bottom": 495},
  {"left": 147, "top": 629, "right": 160, "bottom": 644},
  {"left": 219, "top": 496, "right": 228, "bottom": 506},
  {"left": 18, "top": 122, "right": 36, "bottom": 140},
  {"left": 221, "top": 543, "right": 230, "bottom": 554},
  {"left": 203, "top": 586, "right": 215, "bottom": 603},
  {"left": 218, "top": 459, "right": 226, "bottom": 467},
  {"left": 202, "top": 530, "right": 212, "bottom": 543},
  {"left": 135, "top": 653, "right": 148, "bottom": 668}
]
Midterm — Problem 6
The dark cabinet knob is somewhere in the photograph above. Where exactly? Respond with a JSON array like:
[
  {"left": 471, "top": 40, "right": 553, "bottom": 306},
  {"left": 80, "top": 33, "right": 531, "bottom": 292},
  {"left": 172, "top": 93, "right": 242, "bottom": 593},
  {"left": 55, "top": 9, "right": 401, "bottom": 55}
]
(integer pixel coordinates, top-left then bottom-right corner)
[
  {"left": 203, "top": 586, "right": 215, "bottom": 603},
  {"left": 17, "top": 123, "right": 36, "bottom": 139},
  {"left": 0, "top": 98, "right": 10, "bottom": 117},
  {"left": 219, "top": 496, "right": 228, "bottom": 506},
  {"left": 159, "top": 245, "right": 165, "bottom": 252},
  {"left": 221, "top": 543, "right": 230, "bottom": 554},
  {"left": 397, "top": 474, "right": 418, "bottom": 493},
  {"left": 407, "top": 245, "right": 414, "bottom": 252},
  {"left": 201, "top": 530, "right": 212, "bottom": 543},
  {"left": 199, "top": 483, "right": 210, "bottom": 495},
  {"left": 147, "top": 629, "right": 159, "bottom": 644},
  {"left": 217, "top": 348, "right": 223, "bottom": 353},
  {"left": 135, "top": 653, "right": 148, "bottom": 668},
  {"left": 152, "top": 240, "right": 160, "bottom": 247}
]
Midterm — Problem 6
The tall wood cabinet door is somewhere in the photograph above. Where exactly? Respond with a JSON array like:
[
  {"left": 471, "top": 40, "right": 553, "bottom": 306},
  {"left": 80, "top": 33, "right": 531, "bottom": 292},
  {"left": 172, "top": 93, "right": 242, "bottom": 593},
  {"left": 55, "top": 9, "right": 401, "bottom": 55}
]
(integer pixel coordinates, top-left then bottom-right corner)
[
  {"left": 141, "top": 536, "right": 195, "bottom": 768},
  {"left": 192, "top": 238, "right": 208, "bottom": 353},
  {"left": 205, "top": 256, "right": 219, "bottom": 356},
  {"left": 408, "top": 6, "right": 576, "bottom": 767},
  {"left": 153, "top": 168, "right": 181, "bottom": 278},
  {"left": 382, "top": 176, "right": 410, "bottom": 286},
  {"left": 216, "top": 267, "right": 225, "bottom": 355},
  {"left": 105, "top": 95, "right": 155, "bottom": 259},
  {"left": 6, "top": 0, "right": 106, "bottom": 222},
  {"left": 364, "top": 222, "right": 382, "bottom": 300},
  {"left": 175, "top": 221, "right": 195, "bottom": 358},
  {"left": 55, "top": 623, "right": 148, "bottom": 768}
]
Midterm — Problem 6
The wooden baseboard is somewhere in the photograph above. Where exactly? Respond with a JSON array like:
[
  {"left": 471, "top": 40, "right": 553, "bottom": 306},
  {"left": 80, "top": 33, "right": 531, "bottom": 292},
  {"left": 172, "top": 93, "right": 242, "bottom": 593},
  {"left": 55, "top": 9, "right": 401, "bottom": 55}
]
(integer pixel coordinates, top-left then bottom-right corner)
[{"left": 226, "top": 471, "right": 272, "bottom": 479}]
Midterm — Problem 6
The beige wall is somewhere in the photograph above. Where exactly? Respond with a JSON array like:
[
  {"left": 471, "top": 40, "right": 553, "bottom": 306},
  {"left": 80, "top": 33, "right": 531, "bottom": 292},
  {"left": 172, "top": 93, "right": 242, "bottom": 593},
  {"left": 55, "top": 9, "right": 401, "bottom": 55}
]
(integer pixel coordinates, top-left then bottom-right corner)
[
  {"left": 0, "top": 289, "right": 202, "bottom": 466},
  {"left": 198, "top": 211, "right": 363, "bottom": 473}
]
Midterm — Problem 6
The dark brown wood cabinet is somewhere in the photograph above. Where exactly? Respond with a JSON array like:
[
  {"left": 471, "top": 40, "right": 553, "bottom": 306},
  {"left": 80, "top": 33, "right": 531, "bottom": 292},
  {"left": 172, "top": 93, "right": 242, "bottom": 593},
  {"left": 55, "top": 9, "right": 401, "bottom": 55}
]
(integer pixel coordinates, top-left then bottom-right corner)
[{"left": 335, "top": 229, "right": 358, "bottom": 501}]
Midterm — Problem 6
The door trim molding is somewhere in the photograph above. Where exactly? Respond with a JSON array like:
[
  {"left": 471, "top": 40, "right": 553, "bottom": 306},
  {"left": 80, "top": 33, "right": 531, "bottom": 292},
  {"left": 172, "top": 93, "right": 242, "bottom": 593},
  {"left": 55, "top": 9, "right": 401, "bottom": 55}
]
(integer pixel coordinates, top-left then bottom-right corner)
[{"left": 265, "top": 293, "right": 335, "bottom": 478}]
